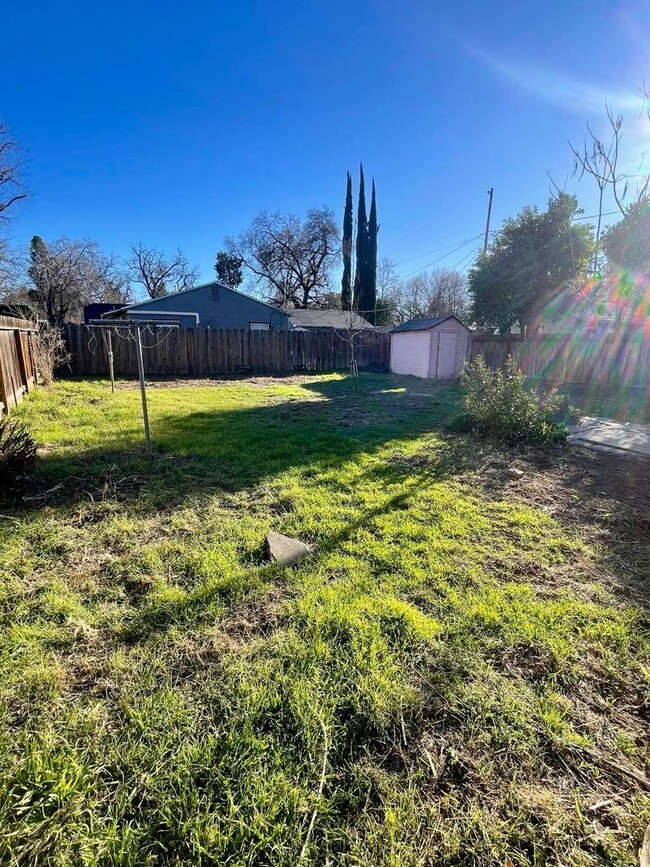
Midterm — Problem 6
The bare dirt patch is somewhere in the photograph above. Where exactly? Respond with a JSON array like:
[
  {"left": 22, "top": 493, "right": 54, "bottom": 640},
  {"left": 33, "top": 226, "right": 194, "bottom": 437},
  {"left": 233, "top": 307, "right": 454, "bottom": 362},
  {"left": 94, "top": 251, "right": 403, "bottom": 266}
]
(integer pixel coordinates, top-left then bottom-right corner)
[
  {"left": 464, "top": 440, "right": 650, "bottom": 604},
  {"left": 116, "top": 374, "right": 328, "bottom": 390}
]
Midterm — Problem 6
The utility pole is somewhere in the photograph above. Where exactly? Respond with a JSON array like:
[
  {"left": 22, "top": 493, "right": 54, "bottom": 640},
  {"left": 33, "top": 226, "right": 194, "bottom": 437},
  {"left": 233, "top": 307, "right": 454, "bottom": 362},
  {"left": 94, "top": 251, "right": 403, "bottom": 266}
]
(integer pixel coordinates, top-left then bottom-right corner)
[{"left": 483, "top": 187, "right": 494, "bottom": 256}]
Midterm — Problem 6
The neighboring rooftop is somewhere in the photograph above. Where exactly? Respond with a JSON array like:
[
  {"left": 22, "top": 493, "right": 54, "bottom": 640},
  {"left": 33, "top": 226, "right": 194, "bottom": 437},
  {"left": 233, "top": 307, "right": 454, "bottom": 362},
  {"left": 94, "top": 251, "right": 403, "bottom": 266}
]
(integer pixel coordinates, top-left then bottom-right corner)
[
  {"left": 391, "top": 315, "right": 469, "bottom": 333},
  {"left": 287, "top": 309, "right": 374, "bottom": 330},
  {"left": 121, "top": 281, "right": 284, "bottom": 314}
]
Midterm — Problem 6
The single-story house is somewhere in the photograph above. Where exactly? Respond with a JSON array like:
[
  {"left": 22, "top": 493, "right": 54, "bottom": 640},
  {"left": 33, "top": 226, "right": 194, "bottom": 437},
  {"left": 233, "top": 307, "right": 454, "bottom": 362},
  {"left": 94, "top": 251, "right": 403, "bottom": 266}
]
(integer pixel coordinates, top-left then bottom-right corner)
[
  {"left": 104, "top": 282, "right": 290, "bottom": 330},
  {"left": 287, "top": 309, "right": 374, "bottom": 331},
  {"left": 390, "top": 315, "right": 472, "bottom": 379}
]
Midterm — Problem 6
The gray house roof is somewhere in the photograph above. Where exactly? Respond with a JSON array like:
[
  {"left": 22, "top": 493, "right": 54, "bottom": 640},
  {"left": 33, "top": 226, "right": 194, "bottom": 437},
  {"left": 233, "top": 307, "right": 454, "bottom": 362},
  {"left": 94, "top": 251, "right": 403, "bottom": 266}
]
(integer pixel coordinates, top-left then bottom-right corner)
[
  {"left": 106, "top": 281, "right": 290, "bottom": 330},
  {"left": 288, "top": 309, "right": 374, "bottom": 330},
  {"left": 119, "top": 281, "right": 283, "bottom": 315},
  {"left": 391, "top": 315, "right": 471, "bottom": 333}
]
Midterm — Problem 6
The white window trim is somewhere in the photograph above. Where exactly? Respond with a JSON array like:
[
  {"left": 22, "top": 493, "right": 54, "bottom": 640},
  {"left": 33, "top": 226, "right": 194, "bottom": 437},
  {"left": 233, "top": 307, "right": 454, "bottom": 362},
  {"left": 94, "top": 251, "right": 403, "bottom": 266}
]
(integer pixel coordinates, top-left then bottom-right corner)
[{"left": 128, "top": 310, "right": 200, "bottom": 325}]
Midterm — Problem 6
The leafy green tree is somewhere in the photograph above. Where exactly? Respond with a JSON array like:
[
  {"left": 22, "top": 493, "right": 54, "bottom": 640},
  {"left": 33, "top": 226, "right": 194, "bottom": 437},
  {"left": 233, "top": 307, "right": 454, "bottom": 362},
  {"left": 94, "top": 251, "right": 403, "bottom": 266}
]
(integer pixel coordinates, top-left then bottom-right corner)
[
  {"left": 341, "top": 172, "right": 353, "bottom": 310},
  {"left": 353, "top": 164, "right": 367, "bottom": 315},
  {"left": 215, "top": 251, "right": 243, "bottom": 288},
  {"left": 601, "top": 201, "right": 650, "bottom": 273},
  {"left": 468, "top": 194, "right": 593, "bottom": 334}
]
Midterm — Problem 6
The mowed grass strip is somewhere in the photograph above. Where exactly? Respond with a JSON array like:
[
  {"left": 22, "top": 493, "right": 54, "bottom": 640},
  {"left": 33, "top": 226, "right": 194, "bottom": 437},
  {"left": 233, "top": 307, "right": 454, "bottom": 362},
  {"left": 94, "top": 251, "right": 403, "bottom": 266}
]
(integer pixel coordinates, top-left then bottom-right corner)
[{"left": 1, "top": 374, "right": 648, "bottom": 866}]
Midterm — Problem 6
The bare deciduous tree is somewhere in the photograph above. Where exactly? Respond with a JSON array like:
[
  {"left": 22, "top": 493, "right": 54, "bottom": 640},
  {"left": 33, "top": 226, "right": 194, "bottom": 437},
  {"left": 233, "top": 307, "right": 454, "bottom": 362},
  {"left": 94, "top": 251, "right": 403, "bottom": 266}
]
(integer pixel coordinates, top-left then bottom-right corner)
[
  {"left": 333, "top": 309, "right": 373, "bottom": 381},
  {"left": 226, "top": 208, "right": 339, "bottom": 308},
  {"left": 34, "top": 325, "right": 71, "bottom": 385},
  {"left": 570, "top": 88, "right": 650, "bottom": 272},
  {"left": 128, "top": 244, "right": 199, "bottom": 299},
  {"left": 0, "top": 123, "right": 27, "bottom": 226},
  {"left": 0, "top": 243, "right": 25, "bottom": 302},
  {"left": 27, "top": 236, "right": 130, "bottom": 324},
  {"left": 376, "top": 257, "right": 399, "bottom": 301},
  {"left": 387, "top": 268, "right": 469, "bottom": 325}
]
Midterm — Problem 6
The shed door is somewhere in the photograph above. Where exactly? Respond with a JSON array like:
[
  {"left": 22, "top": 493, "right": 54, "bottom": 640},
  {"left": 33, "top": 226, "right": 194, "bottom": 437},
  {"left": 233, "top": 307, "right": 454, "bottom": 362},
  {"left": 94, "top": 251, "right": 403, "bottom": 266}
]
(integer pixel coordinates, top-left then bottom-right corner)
[{"left": 431, "top": 331, "right": 457, "bottom": 379}]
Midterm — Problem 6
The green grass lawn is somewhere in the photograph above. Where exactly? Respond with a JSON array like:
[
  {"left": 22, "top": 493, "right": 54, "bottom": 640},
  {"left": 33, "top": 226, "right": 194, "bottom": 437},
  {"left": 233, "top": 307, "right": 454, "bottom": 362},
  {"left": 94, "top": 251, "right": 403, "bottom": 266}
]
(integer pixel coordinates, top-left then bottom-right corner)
[{"left": 1, "top": 373, "right": 649, "bottom": 866}]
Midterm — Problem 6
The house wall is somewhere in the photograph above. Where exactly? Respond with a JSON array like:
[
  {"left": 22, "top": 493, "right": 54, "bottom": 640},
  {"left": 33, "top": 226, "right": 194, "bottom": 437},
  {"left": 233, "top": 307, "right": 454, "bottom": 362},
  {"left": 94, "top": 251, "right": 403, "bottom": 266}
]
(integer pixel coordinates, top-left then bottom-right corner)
[
  {"left": 390, "top": 331, "right": 431, "bottom": 377},
  {"left": 126, "top": 283, "right": 289, "bottom": 330}
]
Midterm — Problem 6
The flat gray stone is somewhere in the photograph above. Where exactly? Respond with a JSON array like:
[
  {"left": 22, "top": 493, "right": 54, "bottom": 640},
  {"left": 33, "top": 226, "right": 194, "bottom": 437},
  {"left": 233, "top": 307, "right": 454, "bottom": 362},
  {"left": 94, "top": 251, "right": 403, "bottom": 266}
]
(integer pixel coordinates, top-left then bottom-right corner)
[
  {"left": 567, "top": 416, "right": 650, "bottom": 457},
  {"left": 264, "top": 532, "right": 312, "bottom": 566},
  {"left": 506, "top": 467, "right": 525, "bottom": 480}
]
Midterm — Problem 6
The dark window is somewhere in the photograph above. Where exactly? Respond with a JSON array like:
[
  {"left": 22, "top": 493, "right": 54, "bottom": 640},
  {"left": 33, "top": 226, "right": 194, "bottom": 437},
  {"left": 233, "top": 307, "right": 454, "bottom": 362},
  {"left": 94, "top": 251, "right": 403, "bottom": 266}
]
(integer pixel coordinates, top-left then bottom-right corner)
[{"left": 211, "top": 286, "right": 220, "bottom": 303}]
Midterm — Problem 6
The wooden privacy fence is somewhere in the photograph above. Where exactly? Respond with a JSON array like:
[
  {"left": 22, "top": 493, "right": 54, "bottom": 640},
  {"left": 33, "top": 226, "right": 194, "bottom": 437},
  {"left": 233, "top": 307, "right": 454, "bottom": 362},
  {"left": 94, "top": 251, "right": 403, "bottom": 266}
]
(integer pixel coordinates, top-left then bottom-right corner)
[
  {"left": 64, "top": 324, "right": 391, "bottom": 378},
  {"left": 0, "top": 316, "right": 38, "bottom": 415},
  {"left": 471, "top": 333, "right": 650, "bottom": 389}
]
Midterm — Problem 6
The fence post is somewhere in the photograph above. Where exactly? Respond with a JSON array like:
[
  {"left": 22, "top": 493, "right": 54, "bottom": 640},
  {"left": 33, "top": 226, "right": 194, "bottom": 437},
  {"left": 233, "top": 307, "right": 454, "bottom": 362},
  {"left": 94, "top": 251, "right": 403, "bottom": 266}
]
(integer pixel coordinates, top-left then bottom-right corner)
[
  {"left": 0, "top": 343, "right": 9, "bottom": 415},
  {"left": 13, "top": 329, "right": 30, "bottom": 393}
]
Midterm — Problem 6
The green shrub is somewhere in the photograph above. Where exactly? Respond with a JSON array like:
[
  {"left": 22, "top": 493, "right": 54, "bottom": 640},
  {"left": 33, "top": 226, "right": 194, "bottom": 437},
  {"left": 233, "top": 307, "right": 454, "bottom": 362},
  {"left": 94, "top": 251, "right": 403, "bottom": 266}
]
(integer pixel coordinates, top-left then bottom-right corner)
[
  {"left": 0, "top": 417, "right": 37, "bottom": 486},
  {"left": 453, "top": 355, "right": 567, "bottom": 445}
]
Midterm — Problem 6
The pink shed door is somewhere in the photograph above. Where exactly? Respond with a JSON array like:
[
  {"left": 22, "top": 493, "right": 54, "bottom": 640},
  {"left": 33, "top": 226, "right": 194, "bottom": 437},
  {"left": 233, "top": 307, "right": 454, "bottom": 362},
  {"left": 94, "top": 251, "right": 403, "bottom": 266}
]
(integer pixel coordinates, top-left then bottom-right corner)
[{"left": 430, "top": 331, "right": 457, "bottom": 378}]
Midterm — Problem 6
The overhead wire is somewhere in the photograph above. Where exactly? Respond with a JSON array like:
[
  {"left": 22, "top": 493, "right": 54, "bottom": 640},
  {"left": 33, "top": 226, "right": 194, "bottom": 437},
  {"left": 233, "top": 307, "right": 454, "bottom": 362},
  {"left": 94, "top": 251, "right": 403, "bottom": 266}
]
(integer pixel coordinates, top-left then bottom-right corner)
[
  {"left": 395, "top": 209, "right": 618, "bottom": 279},
  {"left": 449, "top": 244, "right": 482, "bottom": 272},
  {"left": 395, "top": 234, "right": 483, "bottom": 267},
  {"left": 401, "top": 235, "right": 484, "bottom": 279}
]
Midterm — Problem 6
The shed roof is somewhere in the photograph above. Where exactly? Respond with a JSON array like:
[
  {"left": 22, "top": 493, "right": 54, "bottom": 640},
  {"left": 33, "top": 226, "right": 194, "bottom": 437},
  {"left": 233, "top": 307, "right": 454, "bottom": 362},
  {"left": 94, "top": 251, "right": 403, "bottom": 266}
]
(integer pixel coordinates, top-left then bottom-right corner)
[{"left": 391, "top": 315, "right": 470, "bottom": 333}]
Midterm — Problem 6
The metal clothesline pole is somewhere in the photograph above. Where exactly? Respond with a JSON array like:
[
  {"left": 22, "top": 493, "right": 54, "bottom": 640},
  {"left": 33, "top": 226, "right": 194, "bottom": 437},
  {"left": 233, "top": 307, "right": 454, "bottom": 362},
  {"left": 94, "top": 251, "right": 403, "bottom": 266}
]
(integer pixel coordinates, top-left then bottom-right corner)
[
  {"left": 134, "top": 326, "right": 151, "bottom": 453},
  {"left": 88, "top": 319, "right": 179, "bottom": 454},
  {"left": 107, "top": 330, "right": 115, "bottom": 395}
]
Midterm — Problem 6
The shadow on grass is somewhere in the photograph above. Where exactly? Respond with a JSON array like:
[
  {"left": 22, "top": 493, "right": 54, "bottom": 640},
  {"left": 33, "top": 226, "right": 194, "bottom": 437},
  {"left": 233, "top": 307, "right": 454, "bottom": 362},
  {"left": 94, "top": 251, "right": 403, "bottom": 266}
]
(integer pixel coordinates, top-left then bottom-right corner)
[
  {"left": 122, "top": 437, "right": 472, "bottom": 641},
  {"left": 14, "top": 376, "right": 466, "bottom": 516}
]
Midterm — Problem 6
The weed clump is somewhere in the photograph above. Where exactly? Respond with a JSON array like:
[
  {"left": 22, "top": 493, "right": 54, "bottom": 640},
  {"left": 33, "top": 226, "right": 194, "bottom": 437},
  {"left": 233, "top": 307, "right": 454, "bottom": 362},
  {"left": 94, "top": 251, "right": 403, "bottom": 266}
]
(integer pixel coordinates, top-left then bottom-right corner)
[
  {"left": 0, "top": 416, "right": 37, "bottom": 487},
  {"left": 452, "top": 355, "right": 567, "bottom": 445}
]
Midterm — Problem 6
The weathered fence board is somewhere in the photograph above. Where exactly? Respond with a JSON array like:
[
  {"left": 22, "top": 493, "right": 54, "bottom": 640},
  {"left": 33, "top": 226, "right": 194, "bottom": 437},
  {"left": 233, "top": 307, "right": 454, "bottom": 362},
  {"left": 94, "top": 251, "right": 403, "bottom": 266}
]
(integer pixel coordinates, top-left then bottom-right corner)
[
  {"left": 64, "top": 325, "right": 391, "bottom": 379},
  {"left": 471, "top": 333, "right": 650, "bottom": 389},
  {"left": 0, "top": 316, "right": 38, "bottom": 415}
]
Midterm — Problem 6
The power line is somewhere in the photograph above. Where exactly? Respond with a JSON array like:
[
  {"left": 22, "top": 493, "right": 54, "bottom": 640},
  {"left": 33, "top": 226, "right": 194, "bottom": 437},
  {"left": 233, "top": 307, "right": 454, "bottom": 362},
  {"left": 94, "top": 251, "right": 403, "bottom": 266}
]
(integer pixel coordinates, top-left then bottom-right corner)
[
  {"left": 449, "top": 245, "right": 482, "bottom": 272},
  {"left": 574, "top": 209, "right": 620, "bottom": 221},
  {"left": 401, "top": 235, "right": 483, "bottom": 279},
  {"left": 396, "top": 234, "right": 483, "bottom": 267},
  {"left": 394, "top": 208, "right": 617, "bottom": 281}
]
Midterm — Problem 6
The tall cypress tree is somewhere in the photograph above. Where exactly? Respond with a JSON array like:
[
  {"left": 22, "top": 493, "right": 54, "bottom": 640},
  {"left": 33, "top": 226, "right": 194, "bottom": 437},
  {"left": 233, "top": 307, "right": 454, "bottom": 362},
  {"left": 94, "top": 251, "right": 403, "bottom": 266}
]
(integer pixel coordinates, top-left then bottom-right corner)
[
  {"left": 353, "top": 163, "right": 367, "bottom": 315},
  {"left": 341, "top": 171, "right": 353, "bottom": 311},
  {"left": 366, "top": 178, "right": 378, "bottom": 324}
]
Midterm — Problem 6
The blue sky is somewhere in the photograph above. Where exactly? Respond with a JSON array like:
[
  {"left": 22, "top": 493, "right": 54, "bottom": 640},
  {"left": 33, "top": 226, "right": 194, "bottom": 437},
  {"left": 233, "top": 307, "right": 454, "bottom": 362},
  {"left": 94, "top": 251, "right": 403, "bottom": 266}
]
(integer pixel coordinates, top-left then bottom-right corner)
[{"left": 2, "top": 0, "right": 649, "bottom": 283}]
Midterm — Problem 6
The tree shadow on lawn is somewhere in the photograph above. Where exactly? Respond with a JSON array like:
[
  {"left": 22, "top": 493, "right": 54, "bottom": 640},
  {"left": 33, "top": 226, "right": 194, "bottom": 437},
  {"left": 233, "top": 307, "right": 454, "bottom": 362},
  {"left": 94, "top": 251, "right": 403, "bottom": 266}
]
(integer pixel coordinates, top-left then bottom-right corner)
[
  {"left": 9, "top": 372, "right": 647, "bottom": 610},
  {"left": 122, "top": 478, "right": 429, "bottom": 640},
  {"left": 120, "top": 436, "right": 475, "bottom": 641},
  {"left": 15, "top": 376, "right": 467, "bottom": 516}
]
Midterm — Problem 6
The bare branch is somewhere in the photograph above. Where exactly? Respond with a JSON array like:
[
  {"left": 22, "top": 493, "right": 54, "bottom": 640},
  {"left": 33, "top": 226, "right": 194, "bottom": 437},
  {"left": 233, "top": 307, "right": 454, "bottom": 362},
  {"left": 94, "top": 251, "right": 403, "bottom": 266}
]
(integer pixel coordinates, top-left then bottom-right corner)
[
  {"left": 127, "top": 244, "right": 199, "bottom": 299},
  {"left": 226, "top": 209, "right": 339, "bottom": 308},
  {"left": 0, "top": 123, "right": 27, "bottom": 225},
  {"left": 27, "top": 236, "right": 131, "bottom": 324}
]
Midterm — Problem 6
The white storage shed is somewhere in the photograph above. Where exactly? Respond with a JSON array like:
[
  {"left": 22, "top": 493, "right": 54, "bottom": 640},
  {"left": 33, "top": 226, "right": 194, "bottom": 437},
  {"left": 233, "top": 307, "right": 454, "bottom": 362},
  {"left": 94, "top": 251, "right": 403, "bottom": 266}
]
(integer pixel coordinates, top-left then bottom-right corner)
[{"left": 390, "top": 316, "right": 472, "bottom": 379}]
